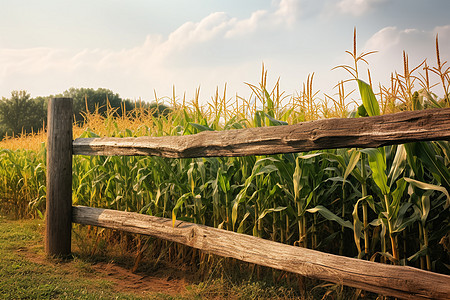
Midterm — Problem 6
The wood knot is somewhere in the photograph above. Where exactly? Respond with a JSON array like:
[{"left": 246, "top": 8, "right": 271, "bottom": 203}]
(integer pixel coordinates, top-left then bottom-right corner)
[{"left": 189, "top": 228, "right": 196, "bottom": 240}]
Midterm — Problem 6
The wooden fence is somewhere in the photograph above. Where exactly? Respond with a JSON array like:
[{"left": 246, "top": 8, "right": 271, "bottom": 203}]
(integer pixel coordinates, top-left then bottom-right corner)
[{"left": 45, "top": 98, "right": 450, "bottom": 300}]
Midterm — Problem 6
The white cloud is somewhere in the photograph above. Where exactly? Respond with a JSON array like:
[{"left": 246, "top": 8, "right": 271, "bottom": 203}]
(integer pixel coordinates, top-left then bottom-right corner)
[
  {"left": 362, "top": 26, "right": 449, "bottom": 61},
  {"left": 363, "top": 26, "right": 401, "bottom": 50},
  {"left": 360, "top": 25, "right": 450, "bottom": 94},
  {"left": 224, "top": 0, "right": 302, "bottom": 38},
  {"left": 165, "top": 12, "right": 233, "bottom": 48},
  {"left": 335, "top": 0, "right": 388, "bottom": 16},
  {"left": 225, "top": 10, "right": 267, "bottom": 38},
  {"left": 274, "top": 0, "right": 302, "bottom": 25},
  {"left": 0, "top": 0, "right": 306, "bottom": 101}
]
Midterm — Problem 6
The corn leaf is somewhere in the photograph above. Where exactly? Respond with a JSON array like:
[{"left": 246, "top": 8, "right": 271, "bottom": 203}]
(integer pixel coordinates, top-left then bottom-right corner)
[
  {"left": 352, "top": 196, "right": 372, "bottom": 253},
  {"left": 237, "top": 211, "right": 251, "bottom": 233},
  {"left": 263, "top": 112, "right": 288, "bottom": 126},
  {"left": 188, "top": 122, "right": 214, "bottom": 132},
  {"left": 414, "top": 142, "right": 450, "bottom": 191},
  {"left": 257, "top": 206, "right": 287, "bottom": 220},
  {"left": 407, "top": 246, "right": 428, "bottom": 262},
  {"left": 357, "top": 79, "right": 380, "bottom": 117},
  {"left": 307, "top": 205, "right": 353, "bottom": 229},
  {"left": 343, "top": 149, "right": 361, "bottom": 186},
  {"left": 172, "top": 193, "right": 190, "bottom": 227},
  {"left": 293, "top": 157, "right": 303, "bottom": 201},
  {"left": 404, "top": 177, "right": 450, "bottom": 209},
  {"left": 361, "top": 148, "right": 390, "bottom": 195},
  {"left": 264, "top": 88, "right": 275, "bottom": 118},
  {"left": 387, "top": 145, "right": 407, "bottom": 188},
  {"left": 392, "top": 202, "right": 420, "bottom": 234}
]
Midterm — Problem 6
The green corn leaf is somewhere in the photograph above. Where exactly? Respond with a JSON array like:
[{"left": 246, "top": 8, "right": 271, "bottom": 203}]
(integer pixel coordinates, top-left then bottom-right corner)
[
  {"left": 343, "top": 149, "right": 361, "bottom": 186},
  {"left": 264, "top": 88, "right": 275, "bottom": 117},
  {"left": 257, "top": 206, "right": 287, "bottom": 221},
  {"left": 187, "top": 165, "right": 196, "bottom": 194},
  {"left": 404, "top": 177, "right": 450, "bottom": 209},
  {"left": 293, "top": 157, "right": 303, "bottom": 201},
  {"left": 404, "top": 143, "right": 424, "bottom": 179},
  {"left": 254, "top": 165, "right": 279, "bottom": 177},
  {"left": 357, "top": 79, "right": 380, "bottom": 116},
  {"left": 172, "top": 193, "right": 190, "bottom": 227},
  {"left": 36, "top": 209, "right": 44, "bottom": 219},
  {"left": 232, "top": 190, "right": 258, "bottom": 230},
  {"left": 352, "top": 196, "right": 372, "bottom": 253},
  {"left": 361, "top": 148, "right": 390, "bottom": 195},
  {"left": 392, "top": 202, "right": 420, "bottom": 234},
  {"left": 252, "top": 224, "right": 258, "bottom": 237},
  {"left": 306, "top": 205, "right": 353, "bottom": 229},
  {"left": 423, "top": 90, "right": 442, "bottom": 108},
  {"left": 369, "top": 218, "right": 382, "bottom": 226},
  {"left": 125, "top": 128, "right": 133, "bottom": 137},
  {"left": 407, "top": 246, "right": 428, "bottom": 262},
  {"left": 297, "top": 153, "right": 322, "bottom": 160},
  {"left": 420, "top": 194, "right": 432, "bottom": 224},
  {"left": 217, "top": 168, "right": 228, "bottom": 192},
  {"left": 435, "top": 141, "right": 450, "bottom": 159},
  {"left": 254, "top": 111, "right": 264, "bottom": 127},
  {"left": 387, "top": 145, "right": 407, "bottom": 188},
  {"left": 188, "top": 122, "right": 214, "bottom": 132},
  {"left": 356, "top": 104, "right": 368, "bottom": 117},
  {"left": 237, "top": 211, "right": 251, "bottom": 233},
  {"left": 390, "top": 178, "right": 407, "bottom": 212},
  {"left": 281, "top": 108, "right": 294, "bottom": 122},
  {"left": 414, "top": 142, "right": 450, "bottom": 191},
  {"left": 304, "top": 192, "right": 314, "bottom": 210},
  {"left": 254, "top": 156, "right": 280, "bottom": 165},
  {"left": 263, "top": 112, "right": 288, "bottom": 126},
  {"left": 325, "top": 152, "right": 363, "bottom": 183},
  {"left": 79, "top": 128, "right": 100, "bottom": 138}
]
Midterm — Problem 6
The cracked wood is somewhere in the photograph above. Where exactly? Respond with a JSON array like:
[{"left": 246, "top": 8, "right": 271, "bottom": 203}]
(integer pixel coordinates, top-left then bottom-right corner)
[{"left": 72, "top": 108, "right": 450, "bottom": 158}]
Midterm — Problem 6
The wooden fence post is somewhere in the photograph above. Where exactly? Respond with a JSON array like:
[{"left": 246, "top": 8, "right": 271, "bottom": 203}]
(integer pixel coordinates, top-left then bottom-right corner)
[{"left": 45, "top": 97, "right": 73, "bottom": 257}]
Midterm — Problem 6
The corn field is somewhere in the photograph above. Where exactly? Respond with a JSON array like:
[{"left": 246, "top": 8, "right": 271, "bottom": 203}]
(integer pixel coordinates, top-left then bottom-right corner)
[{"left": 0, "top": 33, "right": 449, "bottom": 275}]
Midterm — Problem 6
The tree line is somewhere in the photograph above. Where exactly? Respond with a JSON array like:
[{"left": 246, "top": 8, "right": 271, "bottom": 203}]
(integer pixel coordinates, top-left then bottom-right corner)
[{"left": 0, "top": 88, "right": 170, "bottom": 139}]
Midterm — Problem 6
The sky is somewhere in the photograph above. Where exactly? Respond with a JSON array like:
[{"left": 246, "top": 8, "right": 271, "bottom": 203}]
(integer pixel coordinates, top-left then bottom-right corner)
[{"left": 1, "top": 0, "right": 449, "bottom": 104}]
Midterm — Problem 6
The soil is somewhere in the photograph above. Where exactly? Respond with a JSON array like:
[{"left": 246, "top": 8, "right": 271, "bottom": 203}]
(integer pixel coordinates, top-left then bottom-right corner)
[
  {"left": 15, "top": 244, "right": 196, "bottom": 297},
  {"left": 89, "top": 261, "right": 191, "bottom": 295}
]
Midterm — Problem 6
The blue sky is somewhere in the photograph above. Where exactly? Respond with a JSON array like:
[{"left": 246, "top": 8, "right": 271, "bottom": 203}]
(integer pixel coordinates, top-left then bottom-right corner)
[{"left": 1, "top": 0, "right": 449, "bottom": 104}]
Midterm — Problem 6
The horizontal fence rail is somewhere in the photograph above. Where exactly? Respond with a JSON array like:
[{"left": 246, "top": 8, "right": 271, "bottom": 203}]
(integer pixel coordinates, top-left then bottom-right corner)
[
  {"left": 73, "top": 108, "right": 450, "bottom": 157},
  {"left": 73, "top": 206, "right": 450, "bottom": 300},
  {"left": 45, "top": 98, "right": 450, "bottom": 300}
]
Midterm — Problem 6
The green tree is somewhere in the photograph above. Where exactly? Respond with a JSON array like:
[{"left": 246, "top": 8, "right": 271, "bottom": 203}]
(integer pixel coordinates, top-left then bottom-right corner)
[
  {"left": 60, "top": 87, "right": 133, "bottom": 123},
  {"left": 0, "top": 91, "right": 46, "bottom": 138}
]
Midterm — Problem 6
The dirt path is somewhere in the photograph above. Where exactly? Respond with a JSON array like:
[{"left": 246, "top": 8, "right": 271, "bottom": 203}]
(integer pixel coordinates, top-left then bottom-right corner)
[
  {"left": 90, "top": 261, "right": 192, "bottom": 295},
  {"left": 15, "top": 241, "right": 195, "bottom": 298}
]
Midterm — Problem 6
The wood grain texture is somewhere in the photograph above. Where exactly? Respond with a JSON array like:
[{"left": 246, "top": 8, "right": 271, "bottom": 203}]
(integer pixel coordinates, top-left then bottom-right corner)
[
  {"left": 73, "top": 206, "right": 450, "bottom": 300},
  {"left": 72, "top": 108, "right": 450, "bottom": 158},
  {"left": 46, "top": 98, "right": 73, "bottom": 257}
]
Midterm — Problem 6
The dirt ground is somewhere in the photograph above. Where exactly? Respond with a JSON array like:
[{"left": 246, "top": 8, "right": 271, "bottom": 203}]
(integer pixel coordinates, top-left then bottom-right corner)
[{"left": 15, "top": 242, "right": 196, "bottom": 298}]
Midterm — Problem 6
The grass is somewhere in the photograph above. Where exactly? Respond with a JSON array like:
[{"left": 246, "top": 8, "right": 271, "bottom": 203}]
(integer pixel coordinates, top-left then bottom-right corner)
[{"left": 0, "top": 217, "right": 142, "bottom": 299}]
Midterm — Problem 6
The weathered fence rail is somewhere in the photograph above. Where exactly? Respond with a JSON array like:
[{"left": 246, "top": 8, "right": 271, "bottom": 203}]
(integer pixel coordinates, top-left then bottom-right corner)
[
  {"left": 46, "top": 98, "right": 450, "bottom": 300},
  {"left": 73, "top": 206, "right": 450, "bottom": 300},
  {"left": 72, "top": 107, "right": 450, "bottom": 157}
]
